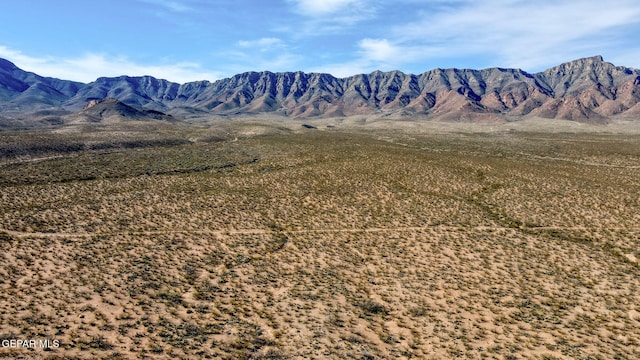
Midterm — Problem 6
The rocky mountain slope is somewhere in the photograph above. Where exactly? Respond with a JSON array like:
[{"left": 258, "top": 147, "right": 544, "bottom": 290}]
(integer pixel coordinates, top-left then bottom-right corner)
[{"left": 1, "top": 55, "right": 639, "bottom": 123}]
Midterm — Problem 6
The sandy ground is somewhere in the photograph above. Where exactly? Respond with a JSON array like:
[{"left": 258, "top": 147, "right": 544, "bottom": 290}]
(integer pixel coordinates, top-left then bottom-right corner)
[{"left": 0, "top": 121, "right": 639, "bottom": 359}]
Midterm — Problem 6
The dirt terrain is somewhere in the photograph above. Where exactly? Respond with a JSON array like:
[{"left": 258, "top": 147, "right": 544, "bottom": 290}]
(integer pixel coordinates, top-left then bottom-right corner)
[{"left": 1, "top": 119, "right": 639, "bottom": 359}]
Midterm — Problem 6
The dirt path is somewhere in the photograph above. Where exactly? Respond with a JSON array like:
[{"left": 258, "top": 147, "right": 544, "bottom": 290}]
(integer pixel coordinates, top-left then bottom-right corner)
[
  {"left": 0, "top": 155, "right": 65, "bottom": 166},
  {"left": 515, "top": 152, "right": 640, "bottom": 169},
  {"left": 374, "top": 135, "right": 640, "bottom": 170}
]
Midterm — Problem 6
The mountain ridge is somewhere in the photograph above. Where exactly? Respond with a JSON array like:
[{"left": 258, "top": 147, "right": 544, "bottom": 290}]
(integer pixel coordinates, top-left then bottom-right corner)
[{"left": 1, "top": 56, "right": 640, "bottom": 123}]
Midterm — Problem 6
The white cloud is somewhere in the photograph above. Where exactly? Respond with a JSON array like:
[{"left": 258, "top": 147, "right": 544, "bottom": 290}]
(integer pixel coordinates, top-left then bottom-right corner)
[
  {"left": 284, "top": 0, "right": 377, "bottom": 36},
  {"left": 315, "top": 0, "right": 640, "bottom": 75},
  {"left": 0, "top": 46, "right": 220, "bottom": 83},
  {"left": 290, "top": 0, "right": 363, "bottom": 16},
  {"left": 237, "top": 38, "right": 286, "bottom": 52},
  {"left": 217, "top": 48, "right": 304, "bottom": 75},
  {"left": 138, "top": 0, "right": 193, "bottom": 13},
  {"left": 358, "top": 38, "right": 400, "bottom": 63},
  {"left": 308, "top": 39, "right": 430, "bottom": 77},
  {"left": 0, "top": 45, "right": 51, "bottom": 70},
  {"left": 311, "top": 61, "right": 370, "bottom": 77},
  {"left": 390, "top": 0, "right": 640, "bottom": 70}
]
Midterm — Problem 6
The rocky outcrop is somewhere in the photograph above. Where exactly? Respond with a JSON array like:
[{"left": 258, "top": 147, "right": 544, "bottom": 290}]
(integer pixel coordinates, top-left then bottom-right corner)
[{"left": 73, "top": 98, "right": 173, "bottom": 123}]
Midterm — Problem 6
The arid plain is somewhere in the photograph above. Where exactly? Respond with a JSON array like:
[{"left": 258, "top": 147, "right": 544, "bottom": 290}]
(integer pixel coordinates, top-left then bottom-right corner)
[{"left": 1, "top": 118, "right": 639, "bottom": 359}]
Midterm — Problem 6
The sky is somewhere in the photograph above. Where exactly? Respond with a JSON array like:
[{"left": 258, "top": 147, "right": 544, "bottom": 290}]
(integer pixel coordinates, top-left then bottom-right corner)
[{"left": 1, "top": 0, "right": 640, "bottom": 84}]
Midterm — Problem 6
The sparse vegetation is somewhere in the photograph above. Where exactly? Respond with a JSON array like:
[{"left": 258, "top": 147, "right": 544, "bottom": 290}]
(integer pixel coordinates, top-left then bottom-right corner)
[{"left": 0, "top": 121, "right": 639, "bottom": 359}]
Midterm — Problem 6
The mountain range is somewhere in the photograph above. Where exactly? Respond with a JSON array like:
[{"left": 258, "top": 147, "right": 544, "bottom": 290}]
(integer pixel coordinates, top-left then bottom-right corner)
[{"left": 1, "top": 55, "right": 640, "bottom": 124}]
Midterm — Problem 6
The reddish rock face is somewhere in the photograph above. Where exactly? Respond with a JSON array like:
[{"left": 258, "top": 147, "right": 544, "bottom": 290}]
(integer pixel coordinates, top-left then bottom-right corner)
[{"left": 2, "top": 56, "right": 640, "bottom": 123}]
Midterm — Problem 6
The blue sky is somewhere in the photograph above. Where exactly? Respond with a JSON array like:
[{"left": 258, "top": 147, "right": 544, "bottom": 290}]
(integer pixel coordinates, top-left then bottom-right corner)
[{"left": 1, "top": 0, "right": 640, "bottom": 83}]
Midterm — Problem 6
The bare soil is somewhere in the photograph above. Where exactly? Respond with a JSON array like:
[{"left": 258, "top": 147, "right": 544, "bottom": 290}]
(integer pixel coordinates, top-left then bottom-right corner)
[{"left": 1, "top": 120, "right": 639, "bottom": 359}]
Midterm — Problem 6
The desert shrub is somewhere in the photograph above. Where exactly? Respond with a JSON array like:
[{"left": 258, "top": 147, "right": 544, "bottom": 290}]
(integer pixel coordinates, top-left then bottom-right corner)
[
  {"left": 194, "top": 281, "right": 222, "bottom": 301},
  {"left": 359, "top": 300, "right": 388, "bottom": 316}
]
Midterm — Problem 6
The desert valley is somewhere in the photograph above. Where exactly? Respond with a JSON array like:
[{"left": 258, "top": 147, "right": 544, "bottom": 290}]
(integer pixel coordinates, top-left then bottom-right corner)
[{"left": 0, "top": 56, "right": 639, "bottom": 359}]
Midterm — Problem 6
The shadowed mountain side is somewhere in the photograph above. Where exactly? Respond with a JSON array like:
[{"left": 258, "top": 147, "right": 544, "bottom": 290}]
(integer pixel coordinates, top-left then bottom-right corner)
[
  {"left": 1, "top": 56, "right": 640, "bottom": 123},
  {"left": 0, "top": 58, "right": 83, "bottom": 112}
]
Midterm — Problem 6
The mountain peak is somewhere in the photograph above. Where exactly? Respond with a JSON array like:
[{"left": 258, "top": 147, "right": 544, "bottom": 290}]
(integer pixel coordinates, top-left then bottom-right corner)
[
  {"left": 585, "top": 55, "right": 604, "bottom": 62},
  {"left": 0, "top": 58, "right": 19, "bottom": 71},
  {"left": 548, "top": 55, "right": 606, "bottom": 70}
]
